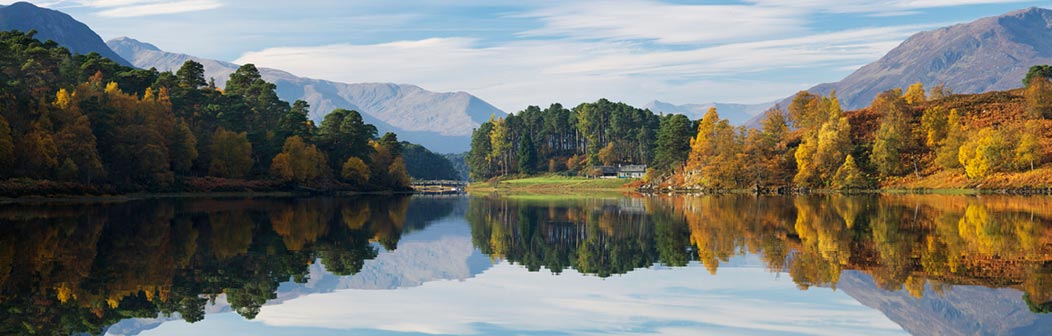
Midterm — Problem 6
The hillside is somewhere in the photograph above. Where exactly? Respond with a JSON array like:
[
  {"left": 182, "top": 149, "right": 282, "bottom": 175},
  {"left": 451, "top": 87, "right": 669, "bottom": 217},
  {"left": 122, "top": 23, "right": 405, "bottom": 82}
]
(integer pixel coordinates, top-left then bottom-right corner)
[
  {"left": 815, "top": 7, "right": 1052, "bottom": 110},
  {"left": 749, "top": 7, "right": 1052, "bottom": 127},
  {"left": 108, "top": 37, "right": 505, "bottom": 153},
  {"left": 0, "top": 2, "right": 130, "bottom": 66}
]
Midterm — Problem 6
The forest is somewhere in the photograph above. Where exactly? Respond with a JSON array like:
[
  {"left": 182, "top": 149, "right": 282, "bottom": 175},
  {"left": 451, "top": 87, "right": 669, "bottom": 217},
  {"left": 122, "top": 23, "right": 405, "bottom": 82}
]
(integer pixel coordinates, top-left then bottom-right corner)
[
  {"left": 467, "top": 68, "right": 1052, "bottom": 191},
  {"left": 0, "top": 30, "right": 424, "bottom": 195}
]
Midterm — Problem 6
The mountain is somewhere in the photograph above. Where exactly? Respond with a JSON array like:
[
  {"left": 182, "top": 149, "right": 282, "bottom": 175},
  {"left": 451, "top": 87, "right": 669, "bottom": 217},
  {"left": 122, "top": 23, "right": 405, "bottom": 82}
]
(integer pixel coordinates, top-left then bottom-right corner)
[
  {"left": 746, "top": 7, "right": 1052, "bottom": 127},
  {"left": 837, "top": 271, "right": 1052, "bottom": 335},
  {"left": 644, "top": 100, "right": 771, "bottom": 125},
  {"left": 0, "top": 2, "right": 131, "bottom": 67},
  {"left": 107, "top": 37, "right": 505, "bottom": 153}
]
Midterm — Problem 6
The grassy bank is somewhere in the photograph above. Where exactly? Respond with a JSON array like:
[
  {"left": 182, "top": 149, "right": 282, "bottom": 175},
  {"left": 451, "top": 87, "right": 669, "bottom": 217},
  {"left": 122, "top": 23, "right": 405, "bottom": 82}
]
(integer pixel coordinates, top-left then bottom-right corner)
[{"left": 468, "top": 175, "right": 639, "bottom": 194}]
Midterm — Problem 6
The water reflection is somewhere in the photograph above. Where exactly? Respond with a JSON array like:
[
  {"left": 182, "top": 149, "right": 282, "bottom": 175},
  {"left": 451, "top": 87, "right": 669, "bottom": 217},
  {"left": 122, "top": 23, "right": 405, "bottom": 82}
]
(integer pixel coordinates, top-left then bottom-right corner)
[
  {"left": 466, "top": 194, "right": 1052, "bottom": 310},
  {"left": 1, "top": 194, "right": 1051, "bottom": 335},
  {"left": 0, "top": 196, "right": 455, "bottom": 335}
]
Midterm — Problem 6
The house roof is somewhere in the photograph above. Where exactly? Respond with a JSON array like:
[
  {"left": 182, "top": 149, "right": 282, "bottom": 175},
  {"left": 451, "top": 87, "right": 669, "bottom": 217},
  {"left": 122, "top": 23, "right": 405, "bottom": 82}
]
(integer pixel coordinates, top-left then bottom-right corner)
[{"left": 619, "top": 165, "right": 647, "bottom": 172}]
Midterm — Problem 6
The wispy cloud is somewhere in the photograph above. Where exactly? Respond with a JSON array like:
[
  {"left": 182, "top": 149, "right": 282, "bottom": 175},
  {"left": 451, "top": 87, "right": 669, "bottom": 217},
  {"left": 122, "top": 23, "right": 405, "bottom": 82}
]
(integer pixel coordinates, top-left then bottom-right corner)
[
  {"left": 234, "top": 24, "right": 929, "bottom": 112},
  {"left": 10, "top": 0, "right": 223, "bottom": 17},
  {"left": 517, "top": 0, "right": 807, "bottom": 44},
  {"left": 93, "top": 0, "right": 221, "bottom": 17}
]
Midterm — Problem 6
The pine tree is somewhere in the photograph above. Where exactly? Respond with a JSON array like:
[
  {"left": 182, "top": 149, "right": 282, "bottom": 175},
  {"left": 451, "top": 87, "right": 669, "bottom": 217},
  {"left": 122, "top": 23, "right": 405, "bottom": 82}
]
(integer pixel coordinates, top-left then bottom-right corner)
[{"left": 517, "top": 132, "right": 537, "bottom": 174}]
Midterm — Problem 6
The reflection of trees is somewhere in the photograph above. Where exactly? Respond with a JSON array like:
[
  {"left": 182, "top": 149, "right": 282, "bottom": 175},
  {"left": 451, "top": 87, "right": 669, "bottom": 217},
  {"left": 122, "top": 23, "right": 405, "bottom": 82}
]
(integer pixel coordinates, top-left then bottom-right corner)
[
  {"left": 0, "top": 195, "right": 438, "bottom": 335},
  {"left": 467, "top": 196, "right": 667, "bottom": 277},
  {"left": 468, "top": 194, "right": 1052, "bottom": 310},
  {"left": 467, "top": 195, "right": 673, "bottom": 278}
]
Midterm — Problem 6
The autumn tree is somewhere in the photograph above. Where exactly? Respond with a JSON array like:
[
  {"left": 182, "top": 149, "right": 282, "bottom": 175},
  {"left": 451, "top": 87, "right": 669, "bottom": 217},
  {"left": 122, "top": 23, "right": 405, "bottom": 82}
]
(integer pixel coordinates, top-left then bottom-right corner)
[
  {"left": 1025, "top": 76, "right": 1052, "bottom": 119},
  {"left": 1013, "top": 121, "right": 1042, "bottom": 172},
  {"left": 832, "top": 155, "right": 867, "bottom": 189},
  {"left": 902, "top": 82, "right": 926, "bottom": 105},
  {"left": 871, "top": 90, "right": 911, "bottom": 177},
  {"left": 270, "top": 136, "right": 328, "bottom": 184},
  {"left": 921, "top": 106, "right": 949, "bottom": 147},
  {"left": 794, "top": 93, "right": 851, "bottom": 187},
  {"left": 341, "top": 157, "right": 370, "bottom": 185},
  {"left": 744, "top": 108, "right": 791, "bottom": 186},
  {"left": 488, "top": 117, "right": 511, "bottom": 176},
  {"left": 958, "top": 128, "right": 1008, "bottom": 178},
  {"left": 788, "top": 91, "right": 821, "bottom": 129},
  {"left": 936, "top": 109, "right": 965, "bottom": 169},
  {"left": 209, "top": 128, "right": 253, "bottom": 178}
]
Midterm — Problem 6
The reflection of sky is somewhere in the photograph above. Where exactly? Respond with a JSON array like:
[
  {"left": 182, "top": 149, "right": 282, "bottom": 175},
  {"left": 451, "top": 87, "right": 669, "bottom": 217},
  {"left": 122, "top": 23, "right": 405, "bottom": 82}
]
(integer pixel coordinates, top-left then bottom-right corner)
[{"left": 139, "top": 257, "right": 906, "bottom": 335}]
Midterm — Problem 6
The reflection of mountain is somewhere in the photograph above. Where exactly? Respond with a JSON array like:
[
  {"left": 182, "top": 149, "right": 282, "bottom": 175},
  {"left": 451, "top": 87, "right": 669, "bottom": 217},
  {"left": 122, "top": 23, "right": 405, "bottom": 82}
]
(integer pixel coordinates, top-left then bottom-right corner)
[{"left": 838, "top": 271, "right": 1052, "bottom": 336}]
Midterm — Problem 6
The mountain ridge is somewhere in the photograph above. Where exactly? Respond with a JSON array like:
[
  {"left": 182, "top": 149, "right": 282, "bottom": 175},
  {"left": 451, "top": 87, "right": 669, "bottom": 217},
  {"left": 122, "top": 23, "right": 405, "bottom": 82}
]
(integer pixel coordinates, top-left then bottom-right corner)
[
  {"left": 0, "top": 1, "right": 131, "bottom": 66},
  {"left": 746, "top": 6, "right": 1052, "bottom": 127}
]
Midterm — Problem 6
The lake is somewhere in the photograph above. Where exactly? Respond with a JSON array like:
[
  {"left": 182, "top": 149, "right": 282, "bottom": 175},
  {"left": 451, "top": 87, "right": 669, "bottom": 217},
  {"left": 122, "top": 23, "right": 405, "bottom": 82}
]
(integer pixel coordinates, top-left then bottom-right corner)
[{"left": 2, "top": 194, "right": 1052, "bottom": 335}]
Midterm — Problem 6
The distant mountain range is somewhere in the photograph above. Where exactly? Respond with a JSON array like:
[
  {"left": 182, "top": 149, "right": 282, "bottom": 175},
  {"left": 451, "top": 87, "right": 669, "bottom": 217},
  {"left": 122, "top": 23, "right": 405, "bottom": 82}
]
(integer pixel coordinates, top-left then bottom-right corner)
[
  {"left": 107, "top": 37, "right": 505, "bottom": 153},
  {"left": 0, "top": 2, "right": 131, "bottom": 66},
  {"left": 644, "top": 100, "right": 772, "bottom": 125}
]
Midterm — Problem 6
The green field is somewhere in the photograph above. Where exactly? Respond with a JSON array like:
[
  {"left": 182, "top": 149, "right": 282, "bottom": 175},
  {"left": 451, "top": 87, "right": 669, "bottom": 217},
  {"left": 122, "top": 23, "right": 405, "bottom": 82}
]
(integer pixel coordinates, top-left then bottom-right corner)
[{"left": 468, "top": 175, "right": 638, "bottom": 194}]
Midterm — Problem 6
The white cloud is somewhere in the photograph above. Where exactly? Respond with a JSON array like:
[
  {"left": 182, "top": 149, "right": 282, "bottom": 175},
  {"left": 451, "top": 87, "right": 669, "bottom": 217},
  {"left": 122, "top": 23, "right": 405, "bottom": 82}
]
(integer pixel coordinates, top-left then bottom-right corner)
[
  {"left": 4, "top": 0, "right": 223, "bottom": 17},
  {"left": 233, "top": 24, "right": 929, "bottom": 112},
  {"left": 93, "top": 0, "right": 221, "bottom": 17},
  {"left": 518, "top": 0, "right": 807, "bottom": 44},
  {"left": 746, "top": 0, "right": 1032, "bottom": 14},
  {"left": 246, "top": 264, "right": 905, "bottom": 335}
]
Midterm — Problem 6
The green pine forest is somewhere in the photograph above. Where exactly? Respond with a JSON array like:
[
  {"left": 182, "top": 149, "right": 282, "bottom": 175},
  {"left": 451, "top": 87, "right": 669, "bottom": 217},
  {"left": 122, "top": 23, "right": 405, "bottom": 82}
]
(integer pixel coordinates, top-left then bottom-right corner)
[
  {"left": 468, "top": 72, "right": 1052, "bottom": 192},
  {"left": 0, "top": 30, "right": 458, "bottom": 196}
]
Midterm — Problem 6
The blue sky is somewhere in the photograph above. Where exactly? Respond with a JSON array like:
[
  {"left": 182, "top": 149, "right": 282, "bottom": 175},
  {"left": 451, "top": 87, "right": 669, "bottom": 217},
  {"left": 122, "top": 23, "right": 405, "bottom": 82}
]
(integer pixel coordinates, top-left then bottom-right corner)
[{"left": 6, "top": 0, "right": 1052, "bottom": 112}]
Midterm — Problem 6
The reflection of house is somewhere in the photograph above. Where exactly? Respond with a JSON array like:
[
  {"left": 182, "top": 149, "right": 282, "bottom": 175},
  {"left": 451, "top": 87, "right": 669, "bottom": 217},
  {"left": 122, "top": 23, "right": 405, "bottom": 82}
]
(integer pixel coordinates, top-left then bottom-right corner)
[{"left": 618, "top": 165, "right": 646, "bottom": 178}]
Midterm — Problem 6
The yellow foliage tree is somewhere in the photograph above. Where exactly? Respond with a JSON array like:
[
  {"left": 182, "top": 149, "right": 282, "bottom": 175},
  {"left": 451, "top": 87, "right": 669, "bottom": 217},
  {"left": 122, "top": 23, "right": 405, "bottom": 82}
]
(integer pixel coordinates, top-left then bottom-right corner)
[
  {"left": 902, "top": 82, "right": 926, "bottom": 105},
  {"left": 831, "top": 155, "right": 867, "bottom": 189},
  {"left": 270, "top": 136, "right": 328, "bottom": 184},
  {"left": 341, "top": 157, "right": 370, "bottom": 185},
  {"left": 1013, "top": 121, "right": 1042, "bottom": 172},
  {"left": 958, "top": 127, "right": 1008, "bottom": 178},
  {"left": 936, "top": 109, "right": 965, "bottom": 169}
]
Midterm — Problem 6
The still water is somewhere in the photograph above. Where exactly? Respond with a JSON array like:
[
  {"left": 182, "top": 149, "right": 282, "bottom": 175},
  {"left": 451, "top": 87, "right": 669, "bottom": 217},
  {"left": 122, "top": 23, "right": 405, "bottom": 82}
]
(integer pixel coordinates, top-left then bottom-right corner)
[{"left": 2, "top": 194, "right": 1052, "bottom": 335}]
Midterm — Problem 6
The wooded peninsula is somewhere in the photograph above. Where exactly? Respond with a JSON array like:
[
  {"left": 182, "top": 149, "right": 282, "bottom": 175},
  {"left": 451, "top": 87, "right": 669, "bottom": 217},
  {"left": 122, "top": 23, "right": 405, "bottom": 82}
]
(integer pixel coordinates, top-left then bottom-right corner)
[
  {"left": 466, "top": 69, "right": 1052, "bottom": 193},
  {"left": 0, "top": 30, "right": 464, "bottom": 196}
]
